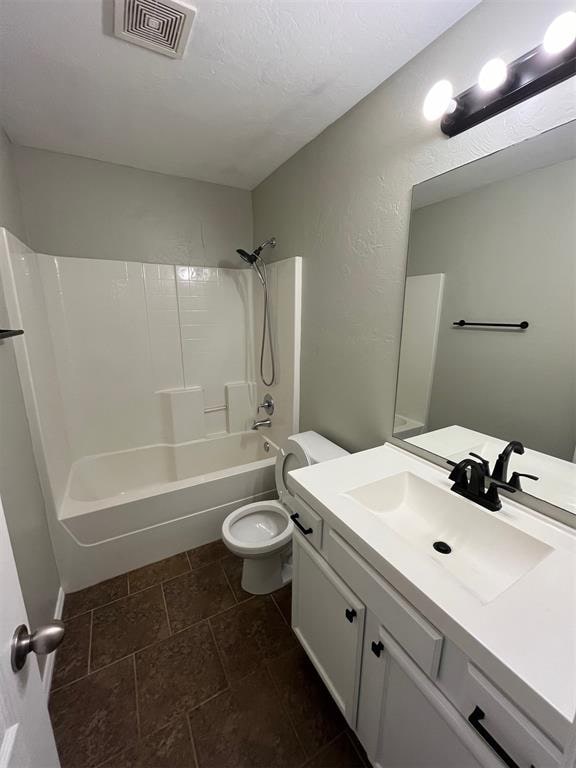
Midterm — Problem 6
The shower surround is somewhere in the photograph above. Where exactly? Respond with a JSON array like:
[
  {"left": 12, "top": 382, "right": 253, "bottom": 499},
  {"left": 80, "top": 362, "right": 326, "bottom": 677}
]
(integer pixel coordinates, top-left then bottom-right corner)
[{"left": 0, "top": 229, "right": 301, "bottom": 590}]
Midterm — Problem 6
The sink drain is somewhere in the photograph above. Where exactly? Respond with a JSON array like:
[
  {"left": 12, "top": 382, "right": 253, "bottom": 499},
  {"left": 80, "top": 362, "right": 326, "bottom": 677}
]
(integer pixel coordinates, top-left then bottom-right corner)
[{"left": 433, "top": 541, "right": 452, "bottom": 555}]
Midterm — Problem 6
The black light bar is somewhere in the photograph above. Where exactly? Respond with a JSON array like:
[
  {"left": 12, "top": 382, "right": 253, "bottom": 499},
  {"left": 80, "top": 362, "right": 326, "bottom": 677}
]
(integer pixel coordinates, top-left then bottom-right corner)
[{"left": 441, "top": 42, "right": 576, "bottom": 137}]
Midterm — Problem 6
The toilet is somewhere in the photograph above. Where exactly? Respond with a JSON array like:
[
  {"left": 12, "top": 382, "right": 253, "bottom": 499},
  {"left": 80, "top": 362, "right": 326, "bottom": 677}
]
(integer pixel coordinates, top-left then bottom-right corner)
[{"left": 222, "top": 431, "right": 349, "bottom": 594}]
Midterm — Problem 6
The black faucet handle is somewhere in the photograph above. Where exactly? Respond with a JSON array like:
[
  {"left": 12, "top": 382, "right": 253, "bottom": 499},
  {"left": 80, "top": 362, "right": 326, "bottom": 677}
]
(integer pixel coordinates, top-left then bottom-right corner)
[
  {"left": 508, "top": 472, "right": 539, "bottom": 491},
  {"left": 469, "top": 453, "right": 490, "bottom": 475},
  {"left": 480, "top": 477, "right": 503, "bottom": 510}
]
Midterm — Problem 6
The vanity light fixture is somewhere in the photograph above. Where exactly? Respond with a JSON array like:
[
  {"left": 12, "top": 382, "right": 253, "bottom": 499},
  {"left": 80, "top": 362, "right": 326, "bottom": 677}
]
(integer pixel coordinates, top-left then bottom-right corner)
[
  {"left": 478, "top": 58, "right": 508, "bottom": 92},
  {"left": 422, "top": 80, "right": 457, "bottom": 121},
  {"left": 543, "top": 10, "right": 576, "bottom": 54},
  {"left": 432, "top": 10, "right": 576, "bottom": 137}
]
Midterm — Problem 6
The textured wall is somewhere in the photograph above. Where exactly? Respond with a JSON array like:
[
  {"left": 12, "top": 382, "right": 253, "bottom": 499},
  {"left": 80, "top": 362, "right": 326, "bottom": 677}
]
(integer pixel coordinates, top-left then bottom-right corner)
[
  {"left": 0, "top": 129, "right": 61, "bottom": 639},
  {"left": 408, "top": 158, "right": 576, "bottom": 461},
  {"left": 14, "top": 146, "right": 253, "bottom": 267},
  {"left": 253, "top": 0, "right": 576, "bottom": 452}
]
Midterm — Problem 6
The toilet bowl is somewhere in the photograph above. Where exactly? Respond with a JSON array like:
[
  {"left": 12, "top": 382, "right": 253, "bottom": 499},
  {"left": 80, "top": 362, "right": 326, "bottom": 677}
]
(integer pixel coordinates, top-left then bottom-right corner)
[{"left": 221, "top": 431, "right": 348, "bottom": 595}]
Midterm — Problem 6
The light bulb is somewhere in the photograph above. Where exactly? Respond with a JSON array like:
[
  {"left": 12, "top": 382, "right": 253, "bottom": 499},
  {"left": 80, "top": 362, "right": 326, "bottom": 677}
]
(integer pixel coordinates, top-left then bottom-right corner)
[
  {"left": 478, "top": 58, "right": 508, "bottom": 92},
  {"left": 543, "top": 11, "right": 576, "bottom": 54},
  {"left": 422, "top": 80, "right": 455, "bottom": 121}
]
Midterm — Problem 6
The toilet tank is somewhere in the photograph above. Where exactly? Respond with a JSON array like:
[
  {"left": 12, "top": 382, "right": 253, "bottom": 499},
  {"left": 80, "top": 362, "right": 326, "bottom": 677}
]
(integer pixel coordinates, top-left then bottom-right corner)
[{"left": 275, "top": 431, "right": 349, "bottom": 511}]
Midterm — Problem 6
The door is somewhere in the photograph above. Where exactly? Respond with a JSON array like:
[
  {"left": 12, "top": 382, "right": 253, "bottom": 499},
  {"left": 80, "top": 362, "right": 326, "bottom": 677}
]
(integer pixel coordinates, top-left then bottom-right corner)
[
  {"left": 292, "top": 535, "right": 365, "bottom": 726},
  {"left": 0, "top": 495, "right": 60, "bottom": 768}
]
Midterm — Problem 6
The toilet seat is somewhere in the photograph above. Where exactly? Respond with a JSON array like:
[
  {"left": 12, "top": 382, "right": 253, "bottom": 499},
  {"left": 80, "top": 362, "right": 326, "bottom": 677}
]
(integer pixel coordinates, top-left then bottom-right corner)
[{"left": 222, "top": 500, "right": 293, "bottom": 557}]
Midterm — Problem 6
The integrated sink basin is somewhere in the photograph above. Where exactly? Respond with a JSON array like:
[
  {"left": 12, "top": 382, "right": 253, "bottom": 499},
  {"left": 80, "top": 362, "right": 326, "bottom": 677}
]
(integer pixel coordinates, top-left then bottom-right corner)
[{"left": 344, "top": 472, "right": 552, "bottom": 604}]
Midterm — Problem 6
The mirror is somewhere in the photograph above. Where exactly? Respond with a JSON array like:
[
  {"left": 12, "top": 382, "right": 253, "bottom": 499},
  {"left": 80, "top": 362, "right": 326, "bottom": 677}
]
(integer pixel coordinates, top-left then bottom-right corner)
[{"left": 394, "top": 122, "right": 576, "bottom": 515}]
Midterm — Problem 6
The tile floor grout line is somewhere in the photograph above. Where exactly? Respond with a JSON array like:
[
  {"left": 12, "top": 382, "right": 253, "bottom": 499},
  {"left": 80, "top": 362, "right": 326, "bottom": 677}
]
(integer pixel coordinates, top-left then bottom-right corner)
[
  {"left": 272, "top": 589, "right": 291, "bottom": 628},
  {"left": 92, "top": 713, "right": 196, "bottom": 768},
  {"left": 51, "top": 651, "right": 136, "bottom": 694},
  {"left": 128, "top": 558, "right": 194, "bottom": 595},
  {"left": 163, "top": 589, "right": 256, "bottom": 637},
  {"left": 219, "top": 559, "right": 240, "bottom": 604},
  {"left": 160, "top": 580, "right": 173, "bottom": 635},
  {"left": 160, "top": 557, "right": 232, "bottom": 595},
  {"left": 186, "top": 684, "right": 230, "bottom": 715},
  {"left": 207, "top": 617, "right": 232, "bottom": 688},
  {"left": 63, "top": 583, "right": 130, "bottom": 621},
  {"left": 87, "top": 609, "right": 94, "bottom": 675},
  {"left": 132, "top": 653, "right": 142, "bottom": 740},
  {"left": 301, "top": 729, "right": 360, "bottom": 768},
  {"left": 186, "top": 713, "right": 200, "bottom": 768}
]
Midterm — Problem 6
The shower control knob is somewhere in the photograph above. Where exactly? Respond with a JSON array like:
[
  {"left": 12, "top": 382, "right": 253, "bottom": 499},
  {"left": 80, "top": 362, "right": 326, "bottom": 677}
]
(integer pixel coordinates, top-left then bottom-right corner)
[
  {"left": 11, "top": 621, "right": 65, "bottom": 672},
  {"left": 258, "top": 394, "right": 275, "bottom": 416}
]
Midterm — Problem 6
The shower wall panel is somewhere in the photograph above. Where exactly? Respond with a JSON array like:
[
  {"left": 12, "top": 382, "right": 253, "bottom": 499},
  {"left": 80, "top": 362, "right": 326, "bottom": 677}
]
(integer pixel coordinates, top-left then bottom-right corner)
[{"left": 37, "top": 256, "right": 257, "bottom": 459}]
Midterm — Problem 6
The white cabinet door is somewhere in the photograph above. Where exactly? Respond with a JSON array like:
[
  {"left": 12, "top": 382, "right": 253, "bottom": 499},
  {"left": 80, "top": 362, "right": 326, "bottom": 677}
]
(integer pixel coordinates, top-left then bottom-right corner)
[
  {"left": 292, "top": 535, "right": 365, "bottom": 726},
  {"left": 377, "top": 658, "right": 484, "bottom": 768},
  {"left": 358, "top": 615, "right": 502, "bottom": 768}
]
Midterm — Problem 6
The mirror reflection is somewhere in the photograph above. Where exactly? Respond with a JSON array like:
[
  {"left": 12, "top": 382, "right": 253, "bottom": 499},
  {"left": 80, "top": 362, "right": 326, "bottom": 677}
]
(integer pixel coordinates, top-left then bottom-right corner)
[{"left": 395, "top": 122, "right": 576, "bottom": 512}]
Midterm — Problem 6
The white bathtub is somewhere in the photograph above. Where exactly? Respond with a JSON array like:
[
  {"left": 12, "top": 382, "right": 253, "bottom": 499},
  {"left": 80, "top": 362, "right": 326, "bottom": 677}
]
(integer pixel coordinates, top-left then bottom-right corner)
[{"left": 60, "top": 432, "right": 277, "bottom": 546}]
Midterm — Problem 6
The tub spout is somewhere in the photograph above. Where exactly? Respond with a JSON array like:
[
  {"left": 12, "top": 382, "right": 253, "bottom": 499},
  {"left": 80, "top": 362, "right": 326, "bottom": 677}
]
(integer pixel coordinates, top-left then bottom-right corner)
[{"left": 252, "top": 418, "right": 272, "bottom": 430}]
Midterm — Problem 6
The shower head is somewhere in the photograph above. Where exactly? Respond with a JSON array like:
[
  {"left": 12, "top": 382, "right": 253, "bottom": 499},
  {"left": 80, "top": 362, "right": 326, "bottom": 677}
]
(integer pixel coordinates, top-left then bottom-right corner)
[
  {"left": 236, "top": 248, "right": 258, "bottom": 265},
  {"left": 236, "top": 237, "right": 277, "bottom": 266}
]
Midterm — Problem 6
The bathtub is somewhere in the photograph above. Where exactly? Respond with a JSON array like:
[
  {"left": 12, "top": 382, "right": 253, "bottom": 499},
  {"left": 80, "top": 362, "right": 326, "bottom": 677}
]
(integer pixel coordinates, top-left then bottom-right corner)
[{"left": 60, "top": 431, "right": 277, "bottom": 546}]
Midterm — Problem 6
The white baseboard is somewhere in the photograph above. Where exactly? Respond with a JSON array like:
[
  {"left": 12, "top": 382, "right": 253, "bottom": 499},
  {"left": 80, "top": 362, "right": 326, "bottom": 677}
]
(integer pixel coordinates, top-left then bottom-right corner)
[{"left": 42, "top": 586, "right": 65, "bottom": 698}]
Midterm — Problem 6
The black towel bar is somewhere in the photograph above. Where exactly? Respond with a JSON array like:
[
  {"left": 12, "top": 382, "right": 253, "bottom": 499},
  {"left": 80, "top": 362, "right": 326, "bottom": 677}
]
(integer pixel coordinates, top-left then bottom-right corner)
[{"left": 453, "top": 321, "right": 529, "bottom": 330}]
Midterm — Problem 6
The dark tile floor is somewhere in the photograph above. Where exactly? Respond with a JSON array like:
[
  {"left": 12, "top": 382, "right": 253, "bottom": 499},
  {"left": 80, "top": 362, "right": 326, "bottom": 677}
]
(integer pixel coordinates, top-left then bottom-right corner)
[{"left": 50, "top": 541, "right": 370, "bottom": 768}]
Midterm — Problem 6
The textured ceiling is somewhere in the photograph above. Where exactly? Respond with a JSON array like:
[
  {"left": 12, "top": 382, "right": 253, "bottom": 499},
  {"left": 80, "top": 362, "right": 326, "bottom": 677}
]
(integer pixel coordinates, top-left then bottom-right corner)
[{"left": 0, "top": 0, "right": 479, "bottom": 189}]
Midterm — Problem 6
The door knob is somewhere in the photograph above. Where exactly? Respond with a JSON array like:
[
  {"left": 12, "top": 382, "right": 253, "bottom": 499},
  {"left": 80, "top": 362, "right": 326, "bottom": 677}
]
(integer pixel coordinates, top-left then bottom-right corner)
[{"left": 11, "top": 621, "right": 65, "bottom": 672}]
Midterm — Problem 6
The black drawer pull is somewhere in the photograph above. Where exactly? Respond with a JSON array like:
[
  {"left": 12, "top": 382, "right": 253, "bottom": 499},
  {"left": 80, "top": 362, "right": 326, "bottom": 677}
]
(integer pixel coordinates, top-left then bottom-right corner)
[
  {"left": 468, "top": 706, "right": 522, "bottom": 768},
  {"left": 345, "top": 608, "right": 356, "bottom": 623},
  {"left": 290, "top": 513, "right": 313, "bottom": 535},
  {"left": 371, "top": 640, "right": 384, "bottom": 658}
]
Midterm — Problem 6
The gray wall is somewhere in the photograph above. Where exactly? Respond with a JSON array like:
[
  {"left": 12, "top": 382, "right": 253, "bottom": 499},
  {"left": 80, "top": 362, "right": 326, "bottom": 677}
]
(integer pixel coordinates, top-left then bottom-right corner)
[
  {"left": 252, "top": 0, "right": 576, "bottom": 453},
  {"left": 0, "top": 128, "right": 61, "bottom": 638},
  {"left": 408, "top": 159, "right": 576, "bottom": 461},
  {"left": 14, "top": 146, "right": 253, "bottom": 267}
]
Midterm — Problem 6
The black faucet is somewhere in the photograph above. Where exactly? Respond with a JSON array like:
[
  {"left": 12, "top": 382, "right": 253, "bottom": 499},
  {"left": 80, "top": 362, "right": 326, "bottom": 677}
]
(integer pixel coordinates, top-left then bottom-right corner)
[
  {"left": 449, "top": 440, "right": 540, "bottom": 510},
  {"left": 491, "top": 440, "right": 524, "bottom": 484},
  {"left": 448, "top": 457, "right": 506, "bottom": 512}
]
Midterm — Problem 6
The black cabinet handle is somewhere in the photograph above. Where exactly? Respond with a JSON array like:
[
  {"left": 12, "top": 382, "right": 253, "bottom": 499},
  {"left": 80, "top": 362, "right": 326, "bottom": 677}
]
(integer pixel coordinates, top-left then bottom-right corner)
[
  {"left": 290, "top": 513, "right": 313, "bottom": 536},
  {"left": 345, "top": 608, "right": 356, "bottom": 623},
  {"left": 468, "top": 706, "right": 522, "bottom": 768},
  {"left": 371, "top": 640, "right": 384, "bottom": 658}
]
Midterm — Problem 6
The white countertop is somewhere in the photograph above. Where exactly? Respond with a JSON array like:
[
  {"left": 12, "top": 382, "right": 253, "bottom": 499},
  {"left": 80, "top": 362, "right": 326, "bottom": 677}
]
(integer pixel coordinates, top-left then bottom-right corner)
[{"left": 289, "top": 443, "right": 576, "bottom": 744}]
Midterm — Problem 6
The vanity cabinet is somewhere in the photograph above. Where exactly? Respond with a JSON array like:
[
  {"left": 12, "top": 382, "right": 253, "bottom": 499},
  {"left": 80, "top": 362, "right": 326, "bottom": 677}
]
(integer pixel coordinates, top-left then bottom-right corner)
[
  {"left": 292, "top": 535, "right": 365, "bottom": 725},
  {"left": 292, "top": 507, "right": 563, "bottom": 768}
]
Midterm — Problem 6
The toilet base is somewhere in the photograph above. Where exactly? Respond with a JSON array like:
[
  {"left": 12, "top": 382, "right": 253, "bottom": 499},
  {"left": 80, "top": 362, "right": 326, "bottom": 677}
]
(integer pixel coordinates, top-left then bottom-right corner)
[{"left": 241, "top": 546, "right": 292, "bottom": 595}]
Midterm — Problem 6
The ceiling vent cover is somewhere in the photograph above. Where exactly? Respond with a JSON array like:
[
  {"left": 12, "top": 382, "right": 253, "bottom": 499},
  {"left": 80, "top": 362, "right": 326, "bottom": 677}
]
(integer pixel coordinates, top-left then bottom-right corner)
[{"left": 114, "top": 0, "right": 195, "bottom": 58}]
